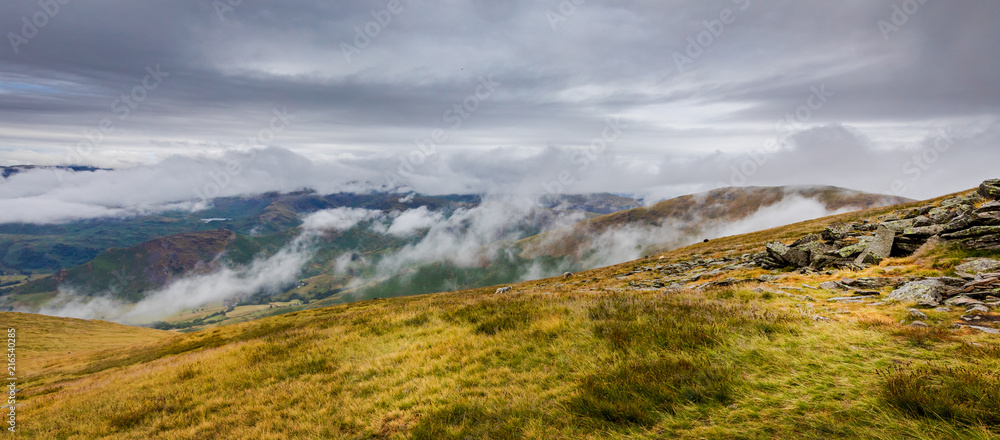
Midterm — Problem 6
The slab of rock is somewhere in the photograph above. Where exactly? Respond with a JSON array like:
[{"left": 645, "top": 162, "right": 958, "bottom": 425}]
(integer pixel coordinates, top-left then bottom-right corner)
[
  {"left": 855, "top": 226, "right": 895, "bottom": 266},
  {"left": 910, "top": 321, "right": 929, "bottom": 328},
  {"left": 931, "top": 277, "right": 969, "bottom": 288},
  {"left": 887, "top": 279, "right": 947, "bottom": 306},
  {"left": 837, "top": 237, "right": 871, "bottom": 258},
  {"left": 942, "top": 214, "right": 978, "bottom": 233},
  {"left": 928, "top": 207, "right": 957, "bottom": 224},
  {"left": 977, "top": 201, "right": 1000, "bottom": 213},
  {"left": 909, "top": 309, "right": 928, "bottom": 319},
  {"left": 902, "top": 225, "right": 945, "bottom": 237},
  {"left": 956, "top": 258, "right": 1000, "bottom": 276},
  {"left": 758, "top": 241, "right": 810, "bottom": 268},
  {"left": 882, "top": 219, "right": 915, "bottom": 233},
  {"left": 912, "top": 215, "right": 933, "bottom": 227},
  {"left": 966, "top": 304, "right": 991, "bottom": 314},
  {"left": 945, "top": 296, "right": 984, "bottom": 307}
]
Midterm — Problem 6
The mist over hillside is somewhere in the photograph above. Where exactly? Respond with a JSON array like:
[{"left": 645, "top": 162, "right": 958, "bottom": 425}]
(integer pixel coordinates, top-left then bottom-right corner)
[{"left": 1, "top": 183, "right": 908, "bottom": 324}]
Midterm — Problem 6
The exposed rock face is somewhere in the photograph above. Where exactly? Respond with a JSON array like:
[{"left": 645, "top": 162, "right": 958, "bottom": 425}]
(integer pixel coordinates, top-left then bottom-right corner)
[
  {"left": 955, "top": 258, "right": 1000, "bottom": 276},
  {"left": 753, "top": 180, "right": 1000, "bottom": 269},
  {"left": 887, "top": 279, "right": 947, "bottom": 307}
]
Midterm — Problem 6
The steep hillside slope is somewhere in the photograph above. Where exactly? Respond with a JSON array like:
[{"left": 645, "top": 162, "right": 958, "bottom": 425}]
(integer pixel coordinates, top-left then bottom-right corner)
[
  {"left": 9, "top": 180, "right": 1000, "bottom": 439},
  {"left": 10, "top": 230, "right": 240, "bottom": 301}
]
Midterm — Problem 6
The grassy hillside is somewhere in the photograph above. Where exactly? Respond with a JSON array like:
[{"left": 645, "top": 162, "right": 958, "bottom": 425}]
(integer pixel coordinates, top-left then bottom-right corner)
[
  {"left": 9, "top": 187, "right": 1000, "bottom": 439},
  {"left": 1, "top": 312, "right": 169, "bottom": 373}
]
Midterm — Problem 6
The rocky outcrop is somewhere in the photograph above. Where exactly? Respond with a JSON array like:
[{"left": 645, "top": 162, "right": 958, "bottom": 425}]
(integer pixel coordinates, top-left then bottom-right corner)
[
  {"left": 886, "top": 279, "right": 948, "bottom": 307},
  {"left": 753, "top": 180, "right": 1000, "bottom": 270},
  {"left": 956, "top": 258, "right": 1000, "bottom": 276},
  {"left": 979, "top": 179, "right": 1000, "bottom": 200}
]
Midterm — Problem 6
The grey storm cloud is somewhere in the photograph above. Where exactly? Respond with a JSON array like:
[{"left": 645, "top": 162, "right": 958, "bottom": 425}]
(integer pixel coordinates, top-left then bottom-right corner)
[{"left": 0, "top": 0, "right": 998, "bottom": 207}]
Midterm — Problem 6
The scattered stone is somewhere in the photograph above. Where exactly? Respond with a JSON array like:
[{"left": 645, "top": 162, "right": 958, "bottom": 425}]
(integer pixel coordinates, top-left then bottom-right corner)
[
  {"left": 827, "top": 295, "right": 877, "bottom": 303},
  {"left": 952, "top": 323, "right": 1000, "bottom": 334},
  {"left": 841, "top": 277, "right": 857, "bottom": 285},
  {"left": 819, "top": 281, "right": 845, "bottom": 290},
  {"left": 908, "top": 309, "right": 928, "bottom": 319},
  {"left": 935, "top": 307, "right": 953, "bottom": 313},
  {"left": 909, "top": 321, "right": 929, "bottom": 328}
]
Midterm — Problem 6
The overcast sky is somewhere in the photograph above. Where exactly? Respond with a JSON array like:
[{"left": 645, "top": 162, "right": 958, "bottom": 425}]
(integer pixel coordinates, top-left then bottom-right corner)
[{"left": 1, "top": 0, "right": 998, "bottom": 207}]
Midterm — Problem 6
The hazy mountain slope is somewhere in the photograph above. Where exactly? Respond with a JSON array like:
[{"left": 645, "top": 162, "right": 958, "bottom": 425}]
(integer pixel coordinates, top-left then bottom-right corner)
[
  {"left": 0, "top": 192, "right": 627, "bottom": 276},
  {"left": 536, "top": 192, "right": 643, "bottom": 214},
  {"left": 11, "top": 230, "right": 242, "bottom": 301},
  {"left": 10, "top": 184, "right": 1000, "bottom": 439},
  {"left": 519, "top": 185, "right": 912, "bottom": 259}
]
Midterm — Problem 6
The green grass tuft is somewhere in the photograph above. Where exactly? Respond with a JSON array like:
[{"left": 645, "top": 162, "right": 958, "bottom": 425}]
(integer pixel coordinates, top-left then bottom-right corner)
[
  {"left": 879, "top": 366, "right": 1000, "bottom": 426},
  {"left": 570, "top": 355, "right": 734, "bottom": 427}
]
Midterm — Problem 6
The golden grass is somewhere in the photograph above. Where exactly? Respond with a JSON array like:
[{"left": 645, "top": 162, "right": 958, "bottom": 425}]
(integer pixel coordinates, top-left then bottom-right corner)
[
  {"left": 9, "top": 276, "right": 1000, "bottom": 439},
  {"left": 0, "top": 312, "right": 170, "bottom": 373}
]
